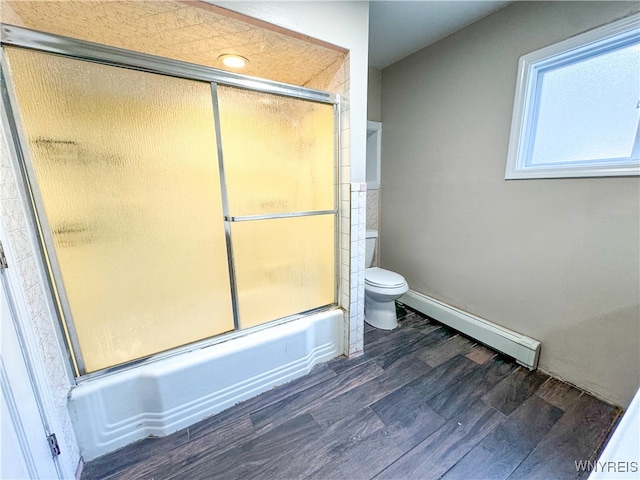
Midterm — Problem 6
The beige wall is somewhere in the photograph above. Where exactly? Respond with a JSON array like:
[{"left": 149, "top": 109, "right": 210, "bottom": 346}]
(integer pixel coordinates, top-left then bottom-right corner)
[
  {"left": 368, "top": 66, "right": 382, "bottom": 121},
  {"left": 380, "top": 1, "right": 640, "bottom": 407}
]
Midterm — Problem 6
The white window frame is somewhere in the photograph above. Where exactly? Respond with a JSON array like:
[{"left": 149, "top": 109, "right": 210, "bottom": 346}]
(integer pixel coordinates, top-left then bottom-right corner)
[{"left": 505, "top": 13, "right": 640, "bottom": 180}]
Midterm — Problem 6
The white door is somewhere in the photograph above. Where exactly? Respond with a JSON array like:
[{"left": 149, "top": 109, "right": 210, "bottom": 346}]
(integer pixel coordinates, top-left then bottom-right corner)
[{"left": 1, "top": 260, "right": 59, "bottom": 479}]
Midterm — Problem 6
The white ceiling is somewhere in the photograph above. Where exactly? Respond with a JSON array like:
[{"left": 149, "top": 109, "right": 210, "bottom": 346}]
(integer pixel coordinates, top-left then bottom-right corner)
[{"left": 369, "top": 1, "right": 512, "bottom": 69}]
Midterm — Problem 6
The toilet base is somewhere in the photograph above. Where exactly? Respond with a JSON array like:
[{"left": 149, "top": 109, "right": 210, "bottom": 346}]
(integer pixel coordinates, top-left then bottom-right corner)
[{"left": 364, "top": 296, "right": 399, "bottom": 330}]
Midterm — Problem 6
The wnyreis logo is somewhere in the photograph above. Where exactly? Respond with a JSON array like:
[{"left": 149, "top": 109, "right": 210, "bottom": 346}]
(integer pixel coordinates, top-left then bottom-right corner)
[{"left": 575, "top": 460, "right": 639, "bottom": 473}]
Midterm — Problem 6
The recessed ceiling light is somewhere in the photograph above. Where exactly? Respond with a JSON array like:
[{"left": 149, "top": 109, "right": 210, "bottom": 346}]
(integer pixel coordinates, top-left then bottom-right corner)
[{"left": 218, "top": 54, "right": 249, "bottom": 69}]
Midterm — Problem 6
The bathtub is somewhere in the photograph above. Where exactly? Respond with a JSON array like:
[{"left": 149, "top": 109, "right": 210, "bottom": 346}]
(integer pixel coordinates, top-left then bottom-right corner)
[{"left": 68, "top": 308, "right": 344, "bottom": 460}]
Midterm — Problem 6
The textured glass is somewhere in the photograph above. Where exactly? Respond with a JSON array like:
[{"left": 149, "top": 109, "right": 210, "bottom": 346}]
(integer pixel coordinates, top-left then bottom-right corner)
[
  {"left": 232, "top": 215, "right": 335, "bottom": 329},
  {"left": 217, "top": 86, "right": 335, "bottom": 216},
  {"left": 6, "top": 47, "right": 234, "bottom": 373},
  {"left": 531, "top": 42, "right": 640, "bottom": 165}
]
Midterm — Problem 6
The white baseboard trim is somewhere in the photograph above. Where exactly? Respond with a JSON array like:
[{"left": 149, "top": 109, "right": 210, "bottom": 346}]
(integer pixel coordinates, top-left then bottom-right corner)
[{"left": 399, "top": 290, "right": 541, "bottom": 370}]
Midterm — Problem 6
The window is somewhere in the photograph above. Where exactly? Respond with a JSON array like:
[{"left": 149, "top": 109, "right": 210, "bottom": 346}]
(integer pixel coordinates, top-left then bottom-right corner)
[{"left": 505, "top": 13, "right": 640, "bottom": 179}]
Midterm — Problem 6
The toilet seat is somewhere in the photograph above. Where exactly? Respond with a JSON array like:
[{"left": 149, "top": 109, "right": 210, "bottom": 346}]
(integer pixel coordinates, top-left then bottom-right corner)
[{"left": 365, "top": 267, "right": 406, "bottom": 288}]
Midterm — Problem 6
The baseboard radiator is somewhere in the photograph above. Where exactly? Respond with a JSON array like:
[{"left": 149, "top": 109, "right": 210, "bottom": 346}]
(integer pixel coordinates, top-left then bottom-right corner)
[{"left": 399, "top": 290, "right": 541, "bottom": 370}]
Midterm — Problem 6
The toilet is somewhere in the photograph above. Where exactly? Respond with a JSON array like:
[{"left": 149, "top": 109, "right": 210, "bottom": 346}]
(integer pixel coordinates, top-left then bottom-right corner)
[{"left": 364, "top": 229, "right": 408, "bottom": 330}]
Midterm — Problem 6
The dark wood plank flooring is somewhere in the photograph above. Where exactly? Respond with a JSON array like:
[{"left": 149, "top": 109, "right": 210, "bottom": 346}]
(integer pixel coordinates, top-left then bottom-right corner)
[{"left": 82, "top": 306, "right": 622, "bottom": 480}]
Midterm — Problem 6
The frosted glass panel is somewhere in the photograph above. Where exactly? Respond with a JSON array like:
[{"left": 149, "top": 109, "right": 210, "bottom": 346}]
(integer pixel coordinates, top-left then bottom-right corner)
[
  {"left": 217, "top": 86, "right": 335, "bottom": 216},
  {"left": 531, "top": 42, "right": 640, "bottom": 165},
  {"left": 6, "top": 47, "right": 234, "bottom": 373},
  {"left": 232, "top": 215, "right": 335, "bottom": 329}
]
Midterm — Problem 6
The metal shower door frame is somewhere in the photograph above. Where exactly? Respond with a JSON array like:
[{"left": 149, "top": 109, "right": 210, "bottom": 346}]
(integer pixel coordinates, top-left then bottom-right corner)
[{"left": 1, "top": 24, "right": 342, "bottom": 378}]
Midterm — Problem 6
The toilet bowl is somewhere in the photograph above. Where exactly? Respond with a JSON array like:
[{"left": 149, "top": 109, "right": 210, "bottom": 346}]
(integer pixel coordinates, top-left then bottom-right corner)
[
  {"left": 364, "top": 230, "right": 408, "bottom": 330},
  {"left": 364, "top": 267, "right": 408, "bottom": 330}
]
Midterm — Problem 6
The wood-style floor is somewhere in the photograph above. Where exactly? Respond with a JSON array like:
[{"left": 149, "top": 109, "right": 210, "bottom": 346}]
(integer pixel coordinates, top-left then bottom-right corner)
[{"left": 82, "top": 306, "right": 622, "bottom": 480}]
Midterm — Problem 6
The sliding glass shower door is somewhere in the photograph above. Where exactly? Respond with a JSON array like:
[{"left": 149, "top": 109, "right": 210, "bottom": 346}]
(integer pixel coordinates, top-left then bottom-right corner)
[
  {"left": 2, "top": 39, "right": 337, "bottom": 376},
  {"left": 216, "top": 86, "right": 336, "bottom": 329},
  {"left": 4, "top": 47, "right": 235, "bottom": 373}
]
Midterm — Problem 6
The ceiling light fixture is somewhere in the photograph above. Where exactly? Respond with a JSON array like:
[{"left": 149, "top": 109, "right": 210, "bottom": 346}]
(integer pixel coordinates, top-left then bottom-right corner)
[{"left": 218, "top": 54, "right": 249, "bottom": 69}]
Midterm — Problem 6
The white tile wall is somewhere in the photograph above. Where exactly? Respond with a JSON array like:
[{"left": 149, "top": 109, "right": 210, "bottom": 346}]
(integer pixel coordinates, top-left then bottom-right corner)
[
  {"left": 326, "top": 54, "right": 368, "bottom": 356},
  {"left": 314, "top": 54, "right": 367, "bottom": 358},
  {"left": 346, "top": 182, "right": 366, "bottom": 356}
]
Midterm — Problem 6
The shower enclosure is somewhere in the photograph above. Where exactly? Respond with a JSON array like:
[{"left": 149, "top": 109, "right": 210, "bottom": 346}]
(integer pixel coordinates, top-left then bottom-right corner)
[{"left": 1, "top": 26, "right": 339, "bottom": 376}]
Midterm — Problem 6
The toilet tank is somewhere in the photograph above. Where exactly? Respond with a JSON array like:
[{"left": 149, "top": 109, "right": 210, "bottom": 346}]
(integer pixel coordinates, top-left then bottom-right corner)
[{"left": 365, "top": 229, "right": 378, "bottom": 267}]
